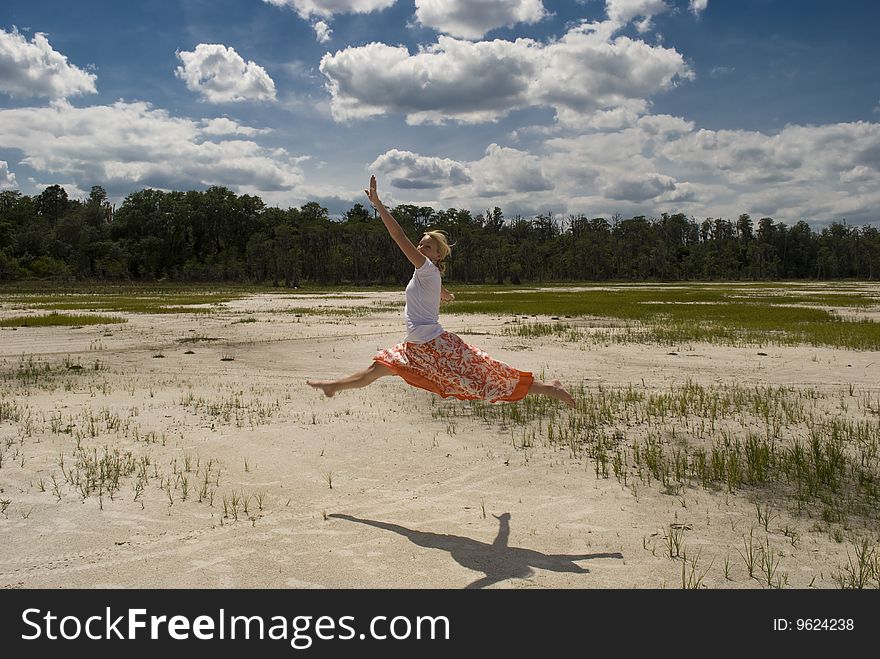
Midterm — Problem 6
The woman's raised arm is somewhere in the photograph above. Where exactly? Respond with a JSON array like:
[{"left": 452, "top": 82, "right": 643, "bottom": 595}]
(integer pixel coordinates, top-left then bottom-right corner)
[{"left": 365, "top": 175, "right": 425, "bottom": 269}]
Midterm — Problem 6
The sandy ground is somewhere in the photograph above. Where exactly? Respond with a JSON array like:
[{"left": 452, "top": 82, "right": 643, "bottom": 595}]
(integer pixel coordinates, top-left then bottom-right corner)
[{"left": 0, "top": 287, "right": 878, "bottom": 589}]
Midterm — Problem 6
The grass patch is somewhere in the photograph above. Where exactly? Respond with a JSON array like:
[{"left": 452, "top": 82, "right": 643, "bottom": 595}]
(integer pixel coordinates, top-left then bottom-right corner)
[
  {"left": 179, "top": 389, "right": 281, "bottom": 428},
  {"left": 431, "top": 379, "right": 880, "bottom": 530},
  {"left": 3, "top": 294, "right": 238, "bottom": 314},
  {"left": 444, "top": 284, "right": 879, "bottom": 350},
  {"left": 285, "top": 303, "right": 403, "bottom": 318},
  {"left": 0, "top": 313, "right": 126, "bottom": 327},
  {"left": 2, "top": 354, "right": 106, "bottom": 391}
]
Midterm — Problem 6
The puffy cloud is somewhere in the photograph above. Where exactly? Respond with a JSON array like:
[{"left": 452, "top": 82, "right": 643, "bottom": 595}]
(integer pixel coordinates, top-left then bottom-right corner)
[
  {"left": 175, "top": 44, "right": 276, "bottom": 103},
  {"left": 320, "top": 24, "right": 691, "bottom": 125},
  {"left": 320, "top": 38, "right": 539, "bottom": 124},
  {"left": 261, "top": 0, "right": 396, "bottom": 19},
  {"left": 654, "top": 122, "right": 879, "bottom": 186},
  {"left": 840, "top": 165, "right": 874, "bottom": 184},
  {"left": 605, "top": 0, "right": 669, "bottom": 32},
  {"left": 689, "top": 0, "right": 708, "bottom": 17},
  {"left": 374, "top": 116, "right": 880, "bottom": 225},
  {"left": 0, "top": 100, "right": 304, "bottom": 196},
  {"left": 370, "top": 149, "right": 472, "bottom": 188},
  {"left": 313, "top": 21, "right": 333, "bottom": 43},
  {"left": 199, "top": 117, "right": 271, "bottom": 136},
  {"left": 34, "top": 181, "right": 87, "bottom": 200},
  {"left": 539, "top": 25, "right": 690, "bottom": 123},
  {"left": 0, "top": 27, "right": 97, "bottom": 99},
  {"left": 468, "top": 143, "right": 553, "bottom": 196},
  {"left": 551, "top": 118, "right": 880, "bottom": 220},
  {"left": 414, "top": 0, "right": 548, "bottom": 40},
  {"left": 0, "top": 161, "right": 17, "bottom": 189},
  {"left": 602, "top": 172, "right": 676, "bottom": 202}
]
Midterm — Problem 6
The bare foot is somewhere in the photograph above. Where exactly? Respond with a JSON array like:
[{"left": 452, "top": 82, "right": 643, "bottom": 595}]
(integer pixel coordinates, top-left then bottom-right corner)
[
  {"left": 551, "top": 379, "right": 576, "bottom": 409},
  {"left": 307, "top": 380, "right": 336, "bottom": 398}
]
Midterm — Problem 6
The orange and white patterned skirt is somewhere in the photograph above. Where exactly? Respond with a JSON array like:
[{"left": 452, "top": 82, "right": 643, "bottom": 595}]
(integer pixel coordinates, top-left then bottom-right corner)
[{"left": 373, "top": 331, "right": 533, "bottom": 403}]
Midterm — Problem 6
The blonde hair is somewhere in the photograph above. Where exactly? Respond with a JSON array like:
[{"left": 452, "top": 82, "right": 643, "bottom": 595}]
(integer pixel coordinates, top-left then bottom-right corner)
[{"left": 424, "top": 230, "right": 453, "bottom": 274}]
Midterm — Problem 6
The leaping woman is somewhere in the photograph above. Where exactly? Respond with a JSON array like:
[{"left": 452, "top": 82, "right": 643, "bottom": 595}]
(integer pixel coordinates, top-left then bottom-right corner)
[{"left": 307, "top": 176, "right": 576, "bottom": 409}]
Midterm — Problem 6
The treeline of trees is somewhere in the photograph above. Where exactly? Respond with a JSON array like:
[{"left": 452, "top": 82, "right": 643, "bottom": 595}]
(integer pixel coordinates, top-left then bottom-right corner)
[{"left": 1, "top": 184, "right": 879, "bottom": 285}]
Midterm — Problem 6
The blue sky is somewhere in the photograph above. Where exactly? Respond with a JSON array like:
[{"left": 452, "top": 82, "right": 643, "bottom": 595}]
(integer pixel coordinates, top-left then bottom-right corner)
[{"left": 1, "top": 0, "right": 879, "bottom": 226}]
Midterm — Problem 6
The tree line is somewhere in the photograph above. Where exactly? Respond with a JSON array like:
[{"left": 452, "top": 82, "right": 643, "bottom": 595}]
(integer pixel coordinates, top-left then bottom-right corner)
[{"left": 1, "top": 184, "right": 878, "bottom": 285}]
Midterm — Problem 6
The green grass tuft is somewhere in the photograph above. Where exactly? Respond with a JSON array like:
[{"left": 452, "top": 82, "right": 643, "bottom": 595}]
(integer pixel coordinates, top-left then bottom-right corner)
[{"left": 0, "top": 313, "right": 126, "bottom": 327}]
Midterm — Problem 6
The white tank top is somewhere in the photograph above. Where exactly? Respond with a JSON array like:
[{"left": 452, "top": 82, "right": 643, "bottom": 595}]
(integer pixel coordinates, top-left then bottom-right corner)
[{"left": 404, "top": 258, "right": 444, "bottom": 344}]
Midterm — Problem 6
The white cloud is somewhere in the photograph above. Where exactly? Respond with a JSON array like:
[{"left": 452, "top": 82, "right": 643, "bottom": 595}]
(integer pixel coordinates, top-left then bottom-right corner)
[
  {"left": 321, "top": 37, "right": 539, "bottom": 124},
  {"left": 654, "top": 122, "right": 875, "bottom": 186},
  {"left": 0, "top": 161, "right": 17, "bottom": 190},
  {"left": 370, "top": 149, "right": 472, "bottom": 188},
  {"left": 531, "top": 117, "right": 880, "bottom": 219},
  {"left": 313, "top": 21, "right": 333, "bottom": 43},
  {"left": 320, "top": 24, "right": 691, "bottom": 125},
  {"left": 414, "top": 0, "right": 548, "bottom": 40},
  {"left": 0, "top": 27, "right": 97, "bottom": 99},
  {"left": 468, "top": 143, "right": 553, "bottom": 196},
  {"left": 572, "top": 100, "right": 650, "bottom": 130},
  {"left": 33, "top": 180, "right": 86, "bottom": 200},
  {"left": 374, "top": 116, "right": 880, "bottom": 225},
  {"left": 689, "top": 0, "right": 709, "bottom": 17},
  {"left": 261, "top": 0, "right": 396, "bottom": 19},
  {"left": 0, "top": 100, "right": 304, "bottom": 196},
  {"left": 200, "top": 117, "right": 271, "bottom": 136},
  {"left": 602, "top": 172, "right": 676, "bottom": 202},
  {"left": 839, "top": 165, "right": 874, "bottom": 184},
  {"left": 605, "top": 0, "right": 669, "bottom": 31},
  {"left": 175, "top": 44, "right": 276, "bottom": 103}
]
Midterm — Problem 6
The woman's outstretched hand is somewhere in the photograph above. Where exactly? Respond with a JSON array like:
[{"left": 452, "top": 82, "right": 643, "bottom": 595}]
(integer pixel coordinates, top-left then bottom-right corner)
[
  {"left": 364, "top": 174, "right": 425, "bottom": 268},
  {"left": 364, "top": 175, "right": 381, "bottom": 207}
]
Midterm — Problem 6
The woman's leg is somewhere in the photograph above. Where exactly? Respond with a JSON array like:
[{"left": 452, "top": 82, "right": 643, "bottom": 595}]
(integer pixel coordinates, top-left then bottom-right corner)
[
  {"left": 527, "top": 379, "right": 576, "bottom": 408},
  {"left": 307, "top": 362, "right": 393, "bottom": 398}
]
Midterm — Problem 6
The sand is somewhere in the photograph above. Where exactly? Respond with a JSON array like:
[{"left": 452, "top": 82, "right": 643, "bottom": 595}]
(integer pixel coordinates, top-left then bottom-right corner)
[{"left": 0, "top": 288, "right": 878, "bottom": 589}]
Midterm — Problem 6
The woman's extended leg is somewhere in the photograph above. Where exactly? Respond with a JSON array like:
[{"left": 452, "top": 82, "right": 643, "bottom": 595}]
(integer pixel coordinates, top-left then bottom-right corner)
[
  {"left": 527, "top": 379, "right": 576, "bottom": 408},
  {"left": 307, "top": 362, "right": 393, "bottom": 398}
]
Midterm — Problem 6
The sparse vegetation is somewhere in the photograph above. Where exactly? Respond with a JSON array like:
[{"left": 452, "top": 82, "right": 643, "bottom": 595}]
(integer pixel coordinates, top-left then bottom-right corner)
[
  {"left": 0, "top": 281, "right": 877, "bottom": 588},
  {"left": 0, "top": 312, "right": 126, "bottom": 327}
]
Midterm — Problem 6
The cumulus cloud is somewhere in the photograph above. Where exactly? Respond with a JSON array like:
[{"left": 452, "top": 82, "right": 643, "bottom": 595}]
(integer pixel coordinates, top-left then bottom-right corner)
[
  {"left": 839, "top": 165, "right": 873, "bottom": 184},
  {"left": 313, "top": 20, "right": 333, "bottom": 43},
  {"left": 375, "top": 116, "right": 880, "bottom": 225},
  {"left": 689, "top": 0, "right": 708, "bottom": 17},
  {"left": 0, "top": 161, "right": 17, "bottom": 190},
  {"left": 602, "top": 172, "right": 676, "bottom": 202},
  {"left": 320, "top": 24, "right": 691, "bottom": 125},
  {"left": 0, "top": 27, "right": 97, "bottom": 99},
  {"left": 414, "top": 0, "right": 548, "bottom": 40},
  {"left": 370, "top": 149, "right": 472, "bottom": 188},
  {"left": 261, "top": 0, "right": 396, "bottom": 19},
  {"left": 655, "top": 122, "right": 864, "bottom": 186},
  {"left": 468, "top": 143, "right": 553, "bottom": 196},
  {"left": 0, "top": 100, "right": 304, "bottom": 196},
  {"left": 175, "top": 44, "right": 276, "bottom": 103},
  {"left": 33, "top": 181, "right": 87, "bottom": 200},
  {"left": 199, "top": 117, "right": 271, "bottom": 136},
  {"left": 321, "top": 38, "right": 538, "bottom": 124},
  {"left": 605, "top": 0, "right": 669, "bottom": 32},
  {"left": 554, "top": 118, "right": 880, "bottom": 220}
]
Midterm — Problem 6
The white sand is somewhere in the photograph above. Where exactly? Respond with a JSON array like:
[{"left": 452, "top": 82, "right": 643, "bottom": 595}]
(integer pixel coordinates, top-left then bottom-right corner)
[{"left": 0, "top": 288, "right": 877, "bottom": 589}]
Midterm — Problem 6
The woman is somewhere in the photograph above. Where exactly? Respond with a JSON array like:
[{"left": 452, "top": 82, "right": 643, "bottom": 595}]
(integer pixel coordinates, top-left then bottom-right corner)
[{"left": 307, "top": 176, "right": 575, "bottom": 409}]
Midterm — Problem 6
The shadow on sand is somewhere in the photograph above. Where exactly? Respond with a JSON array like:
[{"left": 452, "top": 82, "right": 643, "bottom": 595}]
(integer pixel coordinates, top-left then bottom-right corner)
[{"left": 330, "top": 512, "right": 623, "bottom": 589}]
